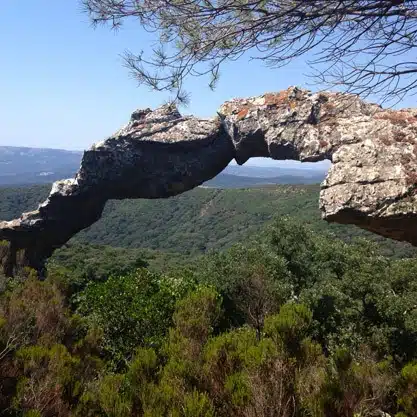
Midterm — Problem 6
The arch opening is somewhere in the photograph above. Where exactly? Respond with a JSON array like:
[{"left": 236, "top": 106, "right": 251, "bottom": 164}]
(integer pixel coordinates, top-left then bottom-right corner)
[{"left": 1, "top": 87, "right": 417, "bottom": 276}]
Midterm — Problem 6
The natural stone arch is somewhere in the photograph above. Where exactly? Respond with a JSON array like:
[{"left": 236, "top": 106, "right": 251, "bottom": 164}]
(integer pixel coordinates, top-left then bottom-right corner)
[{"left": 2, "top": 86, "right": 417, "bottom": 276}]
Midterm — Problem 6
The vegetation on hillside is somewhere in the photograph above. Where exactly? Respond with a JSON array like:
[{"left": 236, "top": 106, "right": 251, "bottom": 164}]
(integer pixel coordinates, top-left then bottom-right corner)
[
  {"left": 1, "top": 218, "right": 417, "bottom": 416},
  {"left": 1, "top": 183, "right": 417, "bottom": 260},
  {"left": 0, "top": 185, "right": 50, "bottom": 221}
]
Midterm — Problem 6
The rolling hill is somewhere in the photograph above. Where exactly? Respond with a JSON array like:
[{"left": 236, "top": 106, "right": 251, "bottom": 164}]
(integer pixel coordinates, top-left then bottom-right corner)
[{"left": 0, "top": 183, "right": 415, "bottom": 260}]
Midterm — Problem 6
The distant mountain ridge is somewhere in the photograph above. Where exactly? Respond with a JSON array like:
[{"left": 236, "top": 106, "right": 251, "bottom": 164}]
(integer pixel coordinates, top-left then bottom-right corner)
[
  {"left": 0, "top": 145, "right": 327, "bottom": 187},
  {"left": 202, "top": 172, "right": 325, "bottom": 188},
  {"left": 223, "top": 164, "right": 328, "bottom": 178},
  {"left": 0, "top": 146, "right": 83, "bottom": 185}
]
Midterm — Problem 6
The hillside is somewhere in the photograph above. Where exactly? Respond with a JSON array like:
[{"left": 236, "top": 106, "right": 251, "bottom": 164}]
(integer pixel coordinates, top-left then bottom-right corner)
[{"left": 1, "top": 182, "right": 415, "bottom": 259}]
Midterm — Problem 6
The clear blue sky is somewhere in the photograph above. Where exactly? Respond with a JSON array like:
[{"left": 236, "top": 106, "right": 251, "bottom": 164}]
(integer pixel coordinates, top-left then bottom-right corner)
[{"left": 0, "top": 1, "right": 410, "bottom": 169}]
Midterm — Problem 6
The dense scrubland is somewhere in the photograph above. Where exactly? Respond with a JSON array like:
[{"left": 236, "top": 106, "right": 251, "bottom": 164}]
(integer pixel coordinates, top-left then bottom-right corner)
[{"left": 2, "top": 185, "right": 417, "bottom": 416}]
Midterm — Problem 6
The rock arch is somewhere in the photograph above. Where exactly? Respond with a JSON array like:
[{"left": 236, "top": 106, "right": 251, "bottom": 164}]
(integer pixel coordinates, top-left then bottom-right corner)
[{"left": 2, "top": 87, "right": 417, "bottom": 276}]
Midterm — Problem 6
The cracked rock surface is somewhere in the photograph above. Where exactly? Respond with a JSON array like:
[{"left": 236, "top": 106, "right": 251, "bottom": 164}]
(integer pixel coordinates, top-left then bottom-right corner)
[{"left": 2, "top": 87, "right": 417, "bottom": 276}]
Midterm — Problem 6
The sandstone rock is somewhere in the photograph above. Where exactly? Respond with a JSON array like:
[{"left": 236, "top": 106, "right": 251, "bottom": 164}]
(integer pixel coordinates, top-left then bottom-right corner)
[{"left": 2, "top": 87, "right": 417, "bottom": 276}]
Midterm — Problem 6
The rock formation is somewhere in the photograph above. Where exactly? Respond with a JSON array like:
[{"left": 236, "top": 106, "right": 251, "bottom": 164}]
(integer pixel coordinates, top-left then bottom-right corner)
[{"left": 2, "top": 86, "right": 417, "bottom": 276}]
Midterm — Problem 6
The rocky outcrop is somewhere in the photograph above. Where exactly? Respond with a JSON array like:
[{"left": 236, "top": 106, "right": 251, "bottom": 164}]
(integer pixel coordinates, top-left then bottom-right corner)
[{"left": 2, "top": 87, "right": 417, "bottom": 276}]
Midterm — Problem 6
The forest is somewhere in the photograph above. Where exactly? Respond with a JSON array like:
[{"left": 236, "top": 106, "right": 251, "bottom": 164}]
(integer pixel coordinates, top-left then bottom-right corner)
[
  {"left": 1, "top": 184, "right": 417, "bottom": 262},
  {"left": 2, "top": 188, "right": 417, "bottom": 415}
]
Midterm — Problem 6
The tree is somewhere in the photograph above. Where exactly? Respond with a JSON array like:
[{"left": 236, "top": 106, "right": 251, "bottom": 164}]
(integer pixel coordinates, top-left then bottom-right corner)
[{"left": 82, "top": 0, "right": 417, "bottom": 104}]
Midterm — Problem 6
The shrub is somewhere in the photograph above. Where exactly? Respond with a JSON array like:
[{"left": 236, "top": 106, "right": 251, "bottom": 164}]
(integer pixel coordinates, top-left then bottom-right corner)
[
  {"left": 264, "top": 303, "right": 313, "bottom": 357},
  {"left": 13, "top": 344, "right": 79, "bottom": 417},
  {"left": 397, "top": 363, "right": 417, "bottom": 416},
  {"left": 77, "top": 268, "right": 195, "bottom": 367}
]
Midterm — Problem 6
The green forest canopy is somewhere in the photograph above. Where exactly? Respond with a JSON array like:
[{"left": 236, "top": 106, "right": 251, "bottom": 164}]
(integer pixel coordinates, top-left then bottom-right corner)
[{"left": 1, "top": 183, "right": 416, "bottom": 261}]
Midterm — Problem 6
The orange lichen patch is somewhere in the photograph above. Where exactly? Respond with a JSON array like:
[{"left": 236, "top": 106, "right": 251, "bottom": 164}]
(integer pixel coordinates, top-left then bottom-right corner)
[
  {"left": 264, "top": 91, "right": 290, "bottom": 107},
  {"left": 319, "top": 140, "right": 329, "bottom": 148},
  {"left": 217, "top": 102, "right": 241, "bottom": 116},
  {"left": 219, "top": 100, "right": 254, "bottom": 117},
  {"left": 374, "top": 111, "right": 417, "bottom": 126},
  {"left": 132, "top": 121, "right": 145, "bottom": 129},
  {"left": 237, "top": 107, "right": 249, "bottom": 120}
]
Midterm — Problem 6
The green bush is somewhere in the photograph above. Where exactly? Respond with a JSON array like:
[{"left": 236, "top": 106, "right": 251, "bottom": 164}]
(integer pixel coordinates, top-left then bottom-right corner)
[
  {"left": 77, "top": 268, "right": 195, "bottom": 367},
  {"left": 264, "top": 303, "right": 313, "bottom": 357},
  {"left": 397, "top": 363, "right": 417, "bottom": 416}
]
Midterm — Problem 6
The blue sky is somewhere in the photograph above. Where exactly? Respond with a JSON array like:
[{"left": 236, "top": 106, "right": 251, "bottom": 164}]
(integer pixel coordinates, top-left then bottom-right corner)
[{"left": 0, "top": 1, "right": 408, "bottom": 170}]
